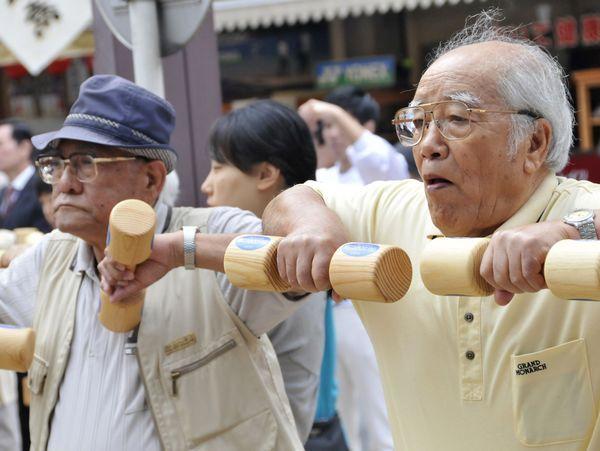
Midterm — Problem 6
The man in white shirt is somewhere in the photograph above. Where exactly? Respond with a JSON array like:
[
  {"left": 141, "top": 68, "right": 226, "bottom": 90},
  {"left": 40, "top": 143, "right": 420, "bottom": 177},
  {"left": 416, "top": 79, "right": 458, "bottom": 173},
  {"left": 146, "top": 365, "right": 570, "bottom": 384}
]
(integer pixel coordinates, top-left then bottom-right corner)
[
  {"left": 299, "top": 87, "right": 404, "bottom": 451},
  {"left": 299, "top": 86, "right": 408, "bottom": 186}
]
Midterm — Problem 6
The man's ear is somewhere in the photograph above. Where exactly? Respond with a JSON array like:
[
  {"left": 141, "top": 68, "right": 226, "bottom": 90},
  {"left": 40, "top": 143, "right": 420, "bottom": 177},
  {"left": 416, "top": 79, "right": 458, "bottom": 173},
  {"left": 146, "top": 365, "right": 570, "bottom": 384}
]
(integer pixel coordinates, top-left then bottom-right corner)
[
  {"left": 524, "top": 118, "right": 551, "bottom": 175},
  {"left": 145, "top": 160, "right": 167, "bottom": 199},
  {"left": 256, "top": 162, "right": 283, "bottom": 191}
]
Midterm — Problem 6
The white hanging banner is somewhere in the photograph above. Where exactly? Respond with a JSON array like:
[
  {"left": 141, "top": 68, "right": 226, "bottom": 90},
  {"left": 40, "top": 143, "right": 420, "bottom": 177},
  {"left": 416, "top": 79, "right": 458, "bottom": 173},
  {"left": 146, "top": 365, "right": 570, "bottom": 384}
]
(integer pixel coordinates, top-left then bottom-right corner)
[{"left": 0, "top": 0, "right": 92, "bottom": 75}]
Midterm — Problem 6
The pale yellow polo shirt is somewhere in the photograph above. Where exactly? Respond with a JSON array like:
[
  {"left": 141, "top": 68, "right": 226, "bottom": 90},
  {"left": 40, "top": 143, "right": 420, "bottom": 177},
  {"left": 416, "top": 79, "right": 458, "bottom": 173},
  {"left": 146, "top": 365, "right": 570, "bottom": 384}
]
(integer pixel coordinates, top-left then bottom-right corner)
[{"left": 307, "top": 174, "right": 600, "bottom": 451}]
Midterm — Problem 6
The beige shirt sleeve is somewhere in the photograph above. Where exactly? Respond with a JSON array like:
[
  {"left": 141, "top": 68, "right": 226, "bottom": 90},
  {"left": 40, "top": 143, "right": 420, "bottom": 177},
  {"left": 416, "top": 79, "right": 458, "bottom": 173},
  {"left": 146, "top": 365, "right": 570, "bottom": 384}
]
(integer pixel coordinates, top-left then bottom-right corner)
[{"left": 305, "top": 179, "right": 428, "bottom": 244}]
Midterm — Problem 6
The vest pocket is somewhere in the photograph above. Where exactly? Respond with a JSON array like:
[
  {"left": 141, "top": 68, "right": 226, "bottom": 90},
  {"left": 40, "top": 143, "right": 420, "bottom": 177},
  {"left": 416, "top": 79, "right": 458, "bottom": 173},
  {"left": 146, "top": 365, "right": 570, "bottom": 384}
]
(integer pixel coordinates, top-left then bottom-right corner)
[
  {"left": 511, "top": 338, "right": 596, "bottom": 446},
  {"left": 170, "top": 338, "right": 236, "bottom": 396},
  {"left": 161, "top": 331, "right": 276, "bottom": 446},
  {"left": 27, "top": 355, "right": 48, "bottom": 395}
]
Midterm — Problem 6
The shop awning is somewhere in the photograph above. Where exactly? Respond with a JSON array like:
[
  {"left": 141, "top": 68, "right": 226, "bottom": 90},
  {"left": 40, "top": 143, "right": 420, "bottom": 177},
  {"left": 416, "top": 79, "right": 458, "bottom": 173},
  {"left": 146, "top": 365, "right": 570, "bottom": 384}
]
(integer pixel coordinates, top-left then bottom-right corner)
[{"left": 213, "top": 0, "right": 485, "bottom": 32}]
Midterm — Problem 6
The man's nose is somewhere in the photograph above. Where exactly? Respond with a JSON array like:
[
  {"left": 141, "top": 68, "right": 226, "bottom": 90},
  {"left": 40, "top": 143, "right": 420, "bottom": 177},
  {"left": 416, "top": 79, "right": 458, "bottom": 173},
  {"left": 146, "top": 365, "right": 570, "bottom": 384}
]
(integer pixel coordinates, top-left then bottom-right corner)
[
  {"left": 54, "top": 164, "right": 83, "bottom": 193},
  {"left": 417, "top": 119, "right": 448, "bottom": 160}
]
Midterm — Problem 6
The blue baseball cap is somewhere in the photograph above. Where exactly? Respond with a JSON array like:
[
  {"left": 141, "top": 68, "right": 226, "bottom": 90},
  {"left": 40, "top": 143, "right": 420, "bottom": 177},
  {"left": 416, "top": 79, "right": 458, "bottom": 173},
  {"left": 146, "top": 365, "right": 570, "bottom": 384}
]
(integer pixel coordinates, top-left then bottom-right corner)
[{"left": 32, "top": 74, "right": 177, "bottom": 172}]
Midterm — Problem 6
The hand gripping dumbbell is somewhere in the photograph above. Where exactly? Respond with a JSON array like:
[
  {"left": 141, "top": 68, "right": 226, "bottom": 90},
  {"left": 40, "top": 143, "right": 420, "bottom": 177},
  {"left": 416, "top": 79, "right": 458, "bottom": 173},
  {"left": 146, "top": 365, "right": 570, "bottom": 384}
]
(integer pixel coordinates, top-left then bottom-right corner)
[
  {"left": 420, "top": 237, "right": 494, "bottom": 296},
  {"left": 99, "top": 199, "right": 156, "bottom": 332},
  {"left": 420, "top": 237, "right": 600, "bottom": 301},
  {"left": 0, "top": 326, "right": 35, "bottom": 371},
  {"left": 223, "top": 235, "right": 412, "bottom": 302}
]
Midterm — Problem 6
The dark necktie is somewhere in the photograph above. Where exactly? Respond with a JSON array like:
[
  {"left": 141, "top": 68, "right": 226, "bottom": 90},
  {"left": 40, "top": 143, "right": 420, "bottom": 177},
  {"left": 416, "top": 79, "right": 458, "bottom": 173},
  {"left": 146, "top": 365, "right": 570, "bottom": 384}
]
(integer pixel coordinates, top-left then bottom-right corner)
[{"left": 0, "top": 186, "right": 16, "bottom": 217}]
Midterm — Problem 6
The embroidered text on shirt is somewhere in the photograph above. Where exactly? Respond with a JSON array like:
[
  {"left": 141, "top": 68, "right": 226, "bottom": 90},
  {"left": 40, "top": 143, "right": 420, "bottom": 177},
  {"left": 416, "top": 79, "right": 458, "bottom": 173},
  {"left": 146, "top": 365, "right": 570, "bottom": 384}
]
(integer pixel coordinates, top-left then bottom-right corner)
[{"left": 515, "top": 359, "right": 548, "bottom": 376}]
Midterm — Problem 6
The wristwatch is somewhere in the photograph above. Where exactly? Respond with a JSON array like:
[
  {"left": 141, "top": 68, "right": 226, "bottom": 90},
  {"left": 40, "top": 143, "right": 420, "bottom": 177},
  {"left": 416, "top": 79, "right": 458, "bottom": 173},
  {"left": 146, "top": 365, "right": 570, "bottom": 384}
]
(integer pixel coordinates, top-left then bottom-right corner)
[
  {"left": 182, "top": 226, "right": 199, "bottom": 269},
  {"left": 562, "top": 209, "right": 598, "bottom": 240}
]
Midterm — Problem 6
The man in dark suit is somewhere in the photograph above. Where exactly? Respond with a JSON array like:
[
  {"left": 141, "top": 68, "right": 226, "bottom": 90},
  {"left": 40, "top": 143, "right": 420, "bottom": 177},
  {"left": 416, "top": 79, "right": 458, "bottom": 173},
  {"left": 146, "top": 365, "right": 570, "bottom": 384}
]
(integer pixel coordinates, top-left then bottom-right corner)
[{"left": 0, "top": 119, "right": 51, "bottom": 232}]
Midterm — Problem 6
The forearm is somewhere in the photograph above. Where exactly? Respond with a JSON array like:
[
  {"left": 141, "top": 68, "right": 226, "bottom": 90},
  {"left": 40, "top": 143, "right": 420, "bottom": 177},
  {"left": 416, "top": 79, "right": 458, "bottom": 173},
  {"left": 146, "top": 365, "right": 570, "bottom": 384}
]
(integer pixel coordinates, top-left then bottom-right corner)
[
  {"left": 263, "top": 185, "right": 348, "bottom": 239},
  {"left": 330, "top": 105, "right": 364, "bottom": 144},
  {"left": 166, "top": 230, "right": 239, "bottom": 273}
]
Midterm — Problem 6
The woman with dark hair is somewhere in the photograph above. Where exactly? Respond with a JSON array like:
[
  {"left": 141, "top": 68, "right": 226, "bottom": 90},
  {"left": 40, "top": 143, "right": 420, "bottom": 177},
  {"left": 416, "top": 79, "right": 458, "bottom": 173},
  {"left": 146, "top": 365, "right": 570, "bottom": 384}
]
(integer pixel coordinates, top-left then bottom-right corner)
[
  {"left": 203, "top": 99, "right": 316, "bottom": 215},
  {"left": 202, "top": 100, "right": 345, "bottom": 449}
]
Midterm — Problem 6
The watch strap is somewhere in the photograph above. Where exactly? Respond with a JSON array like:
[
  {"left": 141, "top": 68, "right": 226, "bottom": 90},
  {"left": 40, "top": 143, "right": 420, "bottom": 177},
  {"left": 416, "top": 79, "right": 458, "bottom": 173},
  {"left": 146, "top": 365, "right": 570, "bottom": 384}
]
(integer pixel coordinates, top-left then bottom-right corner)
[
  {"left": 578, "top": 218, "right": 598, "bottom": 240},
  {"left": 183, "top": 226, "right": 199, "bottom": 270}
]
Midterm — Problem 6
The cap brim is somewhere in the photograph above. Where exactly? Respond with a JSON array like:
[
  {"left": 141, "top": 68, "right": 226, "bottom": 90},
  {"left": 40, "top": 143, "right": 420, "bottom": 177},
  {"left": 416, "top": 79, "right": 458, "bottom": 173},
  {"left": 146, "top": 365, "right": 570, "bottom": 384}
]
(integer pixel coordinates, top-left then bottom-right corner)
[
  {"left": 32, "top": 125, "right": 129, "bottom": 150},
  {"left": 32, "top": 125, "right": 177, "bottom": 173}
]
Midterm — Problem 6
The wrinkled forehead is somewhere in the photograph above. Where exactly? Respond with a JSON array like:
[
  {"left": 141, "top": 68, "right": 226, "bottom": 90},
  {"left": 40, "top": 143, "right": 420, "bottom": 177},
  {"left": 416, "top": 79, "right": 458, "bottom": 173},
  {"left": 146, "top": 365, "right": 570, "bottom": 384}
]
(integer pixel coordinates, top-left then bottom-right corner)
[{"left": 414, "top": 43, "right": 511, "bottom": 106}]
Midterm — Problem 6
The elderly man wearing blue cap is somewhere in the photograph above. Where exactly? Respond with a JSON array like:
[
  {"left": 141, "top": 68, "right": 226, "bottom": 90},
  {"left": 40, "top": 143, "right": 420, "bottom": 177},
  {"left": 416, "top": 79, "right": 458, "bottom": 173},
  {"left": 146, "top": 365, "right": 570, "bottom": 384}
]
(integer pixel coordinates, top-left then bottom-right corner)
[{"left": 0, "top": 74, "right": 314, "bottom": 450}]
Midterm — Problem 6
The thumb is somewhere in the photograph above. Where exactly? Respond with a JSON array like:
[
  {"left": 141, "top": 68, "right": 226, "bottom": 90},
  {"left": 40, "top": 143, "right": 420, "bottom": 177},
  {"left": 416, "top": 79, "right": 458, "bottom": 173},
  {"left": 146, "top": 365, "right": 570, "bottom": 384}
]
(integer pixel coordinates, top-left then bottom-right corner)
[
  {"left": 494, "top": 289, "right": 514, "bottom": 306},
  {"left": 110, "top": 282, "right": 144, "bottom": 304}
]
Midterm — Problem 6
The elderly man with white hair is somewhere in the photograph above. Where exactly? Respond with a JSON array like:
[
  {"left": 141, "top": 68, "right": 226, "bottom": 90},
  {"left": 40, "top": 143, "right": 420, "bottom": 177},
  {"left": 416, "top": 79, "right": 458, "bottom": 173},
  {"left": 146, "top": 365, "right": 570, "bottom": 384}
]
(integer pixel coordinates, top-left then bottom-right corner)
[{"left": 258, "top": 10, "right": 600, "bottom": 451}]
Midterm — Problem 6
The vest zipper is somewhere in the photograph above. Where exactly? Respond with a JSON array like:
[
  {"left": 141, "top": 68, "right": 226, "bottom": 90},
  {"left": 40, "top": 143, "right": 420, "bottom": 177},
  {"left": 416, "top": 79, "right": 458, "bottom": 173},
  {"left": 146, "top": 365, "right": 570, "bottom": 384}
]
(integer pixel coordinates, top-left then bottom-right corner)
[{"left": 171, "top": 339, "right": 237, "bottom": 396}]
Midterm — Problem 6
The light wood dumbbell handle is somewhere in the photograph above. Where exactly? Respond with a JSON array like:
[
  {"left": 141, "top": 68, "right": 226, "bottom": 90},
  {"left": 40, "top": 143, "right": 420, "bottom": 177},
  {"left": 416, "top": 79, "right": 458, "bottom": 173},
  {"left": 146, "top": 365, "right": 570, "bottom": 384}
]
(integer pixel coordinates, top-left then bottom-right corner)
[
  {"left": 99, "top": 199, "right": 156, "bottom": 332},
  {"left": 329, "top": 243, "right": 411, "bottom": 302},
  {"left": 0, "top": 327, "right": 35, "bottom": 372},
  {"left": 224, "top": 235, "right": 290, "bottom": 292},
  {"left": 224, "top": 236, "right": 412, "bottom": 303},
  {"left": 545, "top": 239, "right": 600, "bottom": 301},
  {"left": 420, "top": 237, "right": 494, "bottom": 297}
]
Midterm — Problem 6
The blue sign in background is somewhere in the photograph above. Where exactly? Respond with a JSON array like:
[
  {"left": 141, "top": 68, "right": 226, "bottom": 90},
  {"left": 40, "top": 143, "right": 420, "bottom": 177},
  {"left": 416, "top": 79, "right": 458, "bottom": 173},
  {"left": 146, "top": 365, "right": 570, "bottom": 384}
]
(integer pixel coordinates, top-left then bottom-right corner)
[{"left": 316, "top": 55, "right": 396, "bottom": 89}]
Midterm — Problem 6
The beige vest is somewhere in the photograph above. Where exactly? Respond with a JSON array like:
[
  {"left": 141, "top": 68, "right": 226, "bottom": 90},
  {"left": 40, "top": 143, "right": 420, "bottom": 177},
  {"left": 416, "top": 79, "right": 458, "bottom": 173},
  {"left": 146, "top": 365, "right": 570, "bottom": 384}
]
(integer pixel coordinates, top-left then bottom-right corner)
[{"left": 29, "top": 207, "right": 303, "bottom": 451}]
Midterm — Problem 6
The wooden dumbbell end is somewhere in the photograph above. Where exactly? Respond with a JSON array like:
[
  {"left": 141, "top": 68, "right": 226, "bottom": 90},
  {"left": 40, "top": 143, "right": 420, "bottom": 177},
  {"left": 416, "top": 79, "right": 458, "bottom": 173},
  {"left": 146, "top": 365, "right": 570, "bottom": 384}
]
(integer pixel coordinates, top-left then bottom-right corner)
[
  {"left": 14, "top": 227, "right": 39, "bottom": 245},
  {"left": 420, "top": 237, "right": 494, "bottom": 297},
  {"left": 373, "top": 246, "right": 412, "bottom": 302},
  {"left": 107, "top": 199, "right": 156, "bottom": 266},
  {"left": 330, "top": 243, "right": 412, "bottom": 303},
  {"left": 99, "top": 290, "right": 146, "bottom": 332},
  {"left": 224, "top": 235, "right": 290, "bottom": 292},
  {"left": 545, "top": 239, "right": 600, "bottom": 301},
  {"left": 0, "top": 327, "right": 35, "bottom": 372}
]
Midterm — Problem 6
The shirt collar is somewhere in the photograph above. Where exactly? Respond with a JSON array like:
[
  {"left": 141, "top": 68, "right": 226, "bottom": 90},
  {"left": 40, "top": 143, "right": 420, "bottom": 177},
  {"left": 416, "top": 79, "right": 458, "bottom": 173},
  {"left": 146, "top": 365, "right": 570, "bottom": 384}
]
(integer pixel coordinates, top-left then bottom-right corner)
[
  {"left": 70, "top": 199, "right": 170, "bottom": 277},
  {"left": 425, "top": 173, "right": 558, "bottom": 239},
  {"left": 10, "top": 165, "right": 35, "bottom": 191}
]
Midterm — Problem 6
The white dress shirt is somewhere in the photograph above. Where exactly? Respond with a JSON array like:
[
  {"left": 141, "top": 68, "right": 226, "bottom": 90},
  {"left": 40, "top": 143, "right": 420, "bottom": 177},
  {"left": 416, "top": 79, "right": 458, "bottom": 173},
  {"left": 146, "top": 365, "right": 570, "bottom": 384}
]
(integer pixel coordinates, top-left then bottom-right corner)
[{"left": 316, "top": 130, "right": 409, "bottom": 185}]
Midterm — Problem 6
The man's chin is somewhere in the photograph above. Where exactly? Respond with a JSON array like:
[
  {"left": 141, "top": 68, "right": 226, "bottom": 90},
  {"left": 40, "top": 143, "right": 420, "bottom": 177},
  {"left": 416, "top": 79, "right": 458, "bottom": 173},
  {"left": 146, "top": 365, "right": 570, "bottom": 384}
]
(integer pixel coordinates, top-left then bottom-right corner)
[{"left": 428, "top": 204, "right": 464, "bottom": 237}]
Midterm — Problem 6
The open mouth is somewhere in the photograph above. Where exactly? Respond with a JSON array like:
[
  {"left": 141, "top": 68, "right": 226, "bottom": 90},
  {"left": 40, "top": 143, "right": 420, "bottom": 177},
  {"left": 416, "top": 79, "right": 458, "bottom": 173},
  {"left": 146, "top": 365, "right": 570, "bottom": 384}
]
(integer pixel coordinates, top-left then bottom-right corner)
[{"left": 424, "top": 176, "right": 453, "bottom": 190}]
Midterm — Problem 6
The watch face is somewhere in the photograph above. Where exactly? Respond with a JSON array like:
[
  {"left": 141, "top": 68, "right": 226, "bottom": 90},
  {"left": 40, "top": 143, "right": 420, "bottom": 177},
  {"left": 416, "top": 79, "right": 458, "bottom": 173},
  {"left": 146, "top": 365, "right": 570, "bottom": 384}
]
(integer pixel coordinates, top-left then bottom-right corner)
[{"left": 566, "top": 210, "right": 594, "bottom": 222}]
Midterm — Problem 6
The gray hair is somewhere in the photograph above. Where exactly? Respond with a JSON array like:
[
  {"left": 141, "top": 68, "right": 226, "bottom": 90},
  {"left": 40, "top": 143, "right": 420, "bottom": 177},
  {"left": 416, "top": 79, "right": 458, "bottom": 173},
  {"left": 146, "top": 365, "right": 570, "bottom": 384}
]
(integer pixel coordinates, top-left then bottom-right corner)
[
  {"left": 429, "top": 8, "right": 573, "bottom": 172},
  {"left": 158, "top": 170, "right": 180, "bottom": 207}
]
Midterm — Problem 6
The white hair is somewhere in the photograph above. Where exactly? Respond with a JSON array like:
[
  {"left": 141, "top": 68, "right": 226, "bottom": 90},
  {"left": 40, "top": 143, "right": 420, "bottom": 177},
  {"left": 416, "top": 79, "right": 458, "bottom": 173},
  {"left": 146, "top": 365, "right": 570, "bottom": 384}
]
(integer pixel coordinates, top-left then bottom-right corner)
[
  {"left": 159, "top": 171, "right": 180, "bottom": 207},
  {"left": 429, "top": 8, "right": 574, "bottom": 172}
]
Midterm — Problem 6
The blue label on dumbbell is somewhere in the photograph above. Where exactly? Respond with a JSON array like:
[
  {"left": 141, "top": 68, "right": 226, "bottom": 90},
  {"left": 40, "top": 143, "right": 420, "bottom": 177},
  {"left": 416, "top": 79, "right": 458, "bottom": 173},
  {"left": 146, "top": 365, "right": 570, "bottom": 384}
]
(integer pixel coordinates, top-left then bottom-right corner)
[
  {"left": 236, "top": 235, "right": 271, "bottom": 251},
  {"left": 341, "top": 242, "right": 380, "bottom": 257}
]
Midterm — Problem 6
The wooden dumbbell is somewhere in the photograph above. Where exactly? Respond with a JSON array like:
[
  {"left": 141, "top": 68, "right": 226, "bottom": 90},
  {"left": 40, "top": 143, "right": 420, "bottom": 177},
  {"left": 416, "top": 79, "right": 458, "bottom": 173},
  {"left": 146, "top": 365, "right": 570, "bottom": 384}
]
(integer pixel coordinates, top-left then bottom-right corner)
[
  {"left": 0, "top": 326, "right": 35, "bottom": 372},
  {"left": 544, "top": 239, "right": 600, "bottom": 301},
  {"left": 329, "top": 242, "right": 412, "bottom": 302},
  {"left": 0, "top": 229, "right": 16, "bottom": 250},
  {"left": 224, "top": 235, "right": 412, "bottom": 302},
  {"left": 420, "top": 237, "right": 494, "bottom": 296},
  {"left": 224, "top": 235, "right": 290, "bottom": 292},
  {"left": 99, "top": 199, "right": 156, "bottom": 333},
  {"left": 14, "top": 227, "right": 43, "bottom": 245}
]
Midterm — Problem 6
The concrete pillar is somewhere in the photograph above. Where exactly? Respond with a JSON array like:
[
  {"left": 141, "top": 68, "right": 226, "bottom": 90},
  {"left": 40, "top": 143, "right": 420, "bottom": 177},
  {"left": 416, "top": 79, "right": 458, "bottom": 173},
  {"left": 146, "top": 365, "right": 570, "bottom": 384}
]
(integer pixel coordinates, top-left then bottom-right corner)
[{"left": 92, "top": 3, "right": 222, "bottom": 207}]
